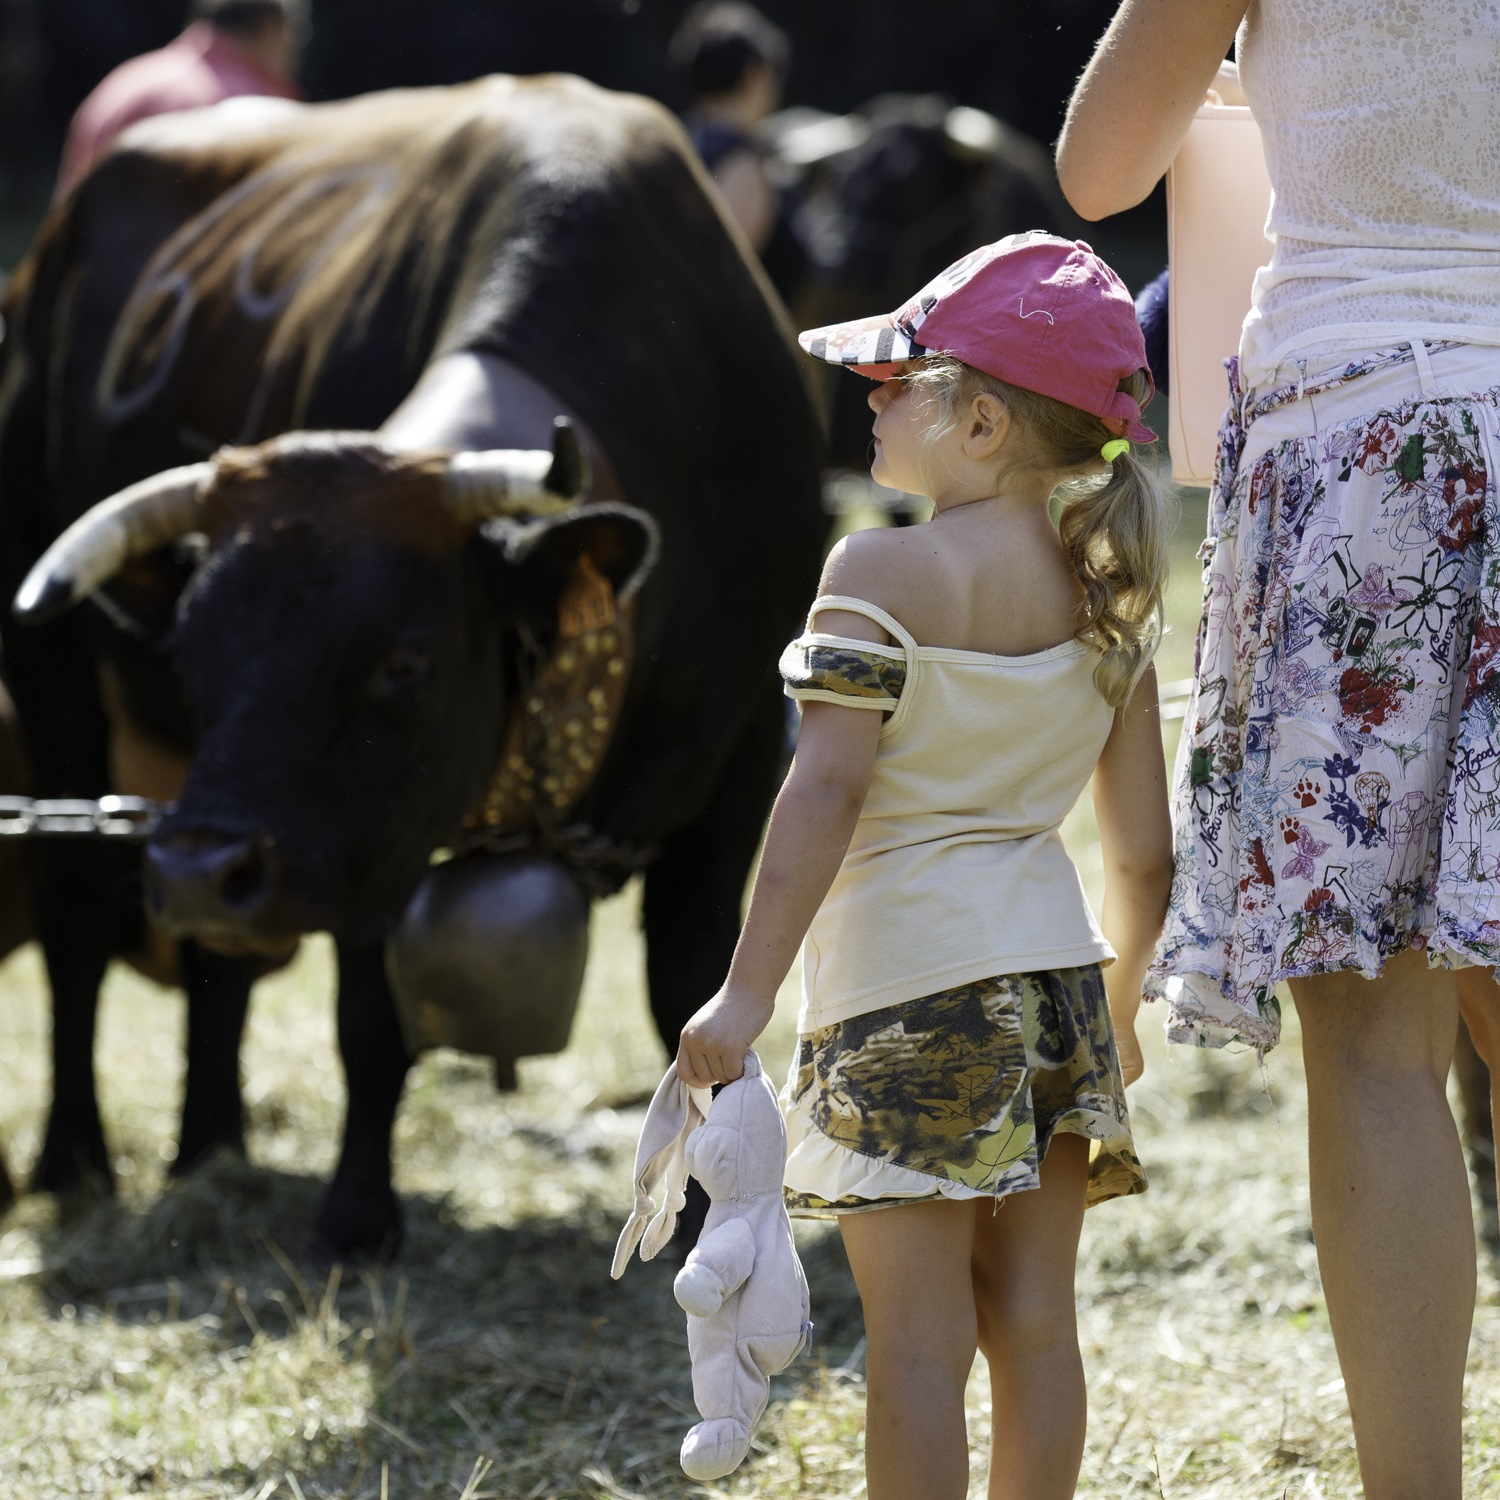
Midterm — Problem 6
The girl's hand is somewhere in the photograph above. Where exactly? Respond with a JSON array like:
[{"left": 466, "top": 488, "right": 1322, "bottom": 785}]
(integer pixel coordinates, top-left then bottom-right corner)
[
  {"left": 1093, "top": 667, "right": 1171, "bottom": 1094},
  {"left": 676, "top": 985, "right": 775, "bottom": 1088}
]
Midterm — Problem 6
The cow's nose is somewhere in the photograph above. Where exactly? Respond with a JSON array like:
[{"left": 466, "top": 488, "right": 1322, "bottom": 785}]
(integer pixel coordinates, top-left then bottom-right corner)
[{"left": 145, "top": 829, "right": 281, "bottom": 933}]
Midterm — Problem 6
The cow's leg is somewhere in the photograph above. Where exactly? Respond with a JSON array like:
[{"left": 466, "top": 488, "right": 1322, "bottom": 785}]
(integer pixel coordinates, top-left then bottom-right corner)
[
  {"left": 312, "top": 939, "right": 412, "bottom": 1262},
  {"left": 641, "top": 689, "right": 786, "bottom": 1244},
  {"left": 1, "top": 587, "right": 124, "bottom": 1196},
  {"left": 30, "top": 845, "right": 121, "bottom": 1195},
  {"left": 641, "top": 686, "right": 787, "bottom": 1051},
  {"left": 173, "top": 942, "right": 258, "bottom": 1173}
]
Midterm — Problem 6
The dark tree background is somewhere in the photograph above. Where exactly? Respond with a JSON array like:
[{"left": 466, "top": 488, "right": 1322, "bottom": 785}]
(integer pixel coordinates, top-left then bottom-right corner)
[
  {"left": 0, "top": 0, "right": 1163, "bottom": 278},
  {"left": 1, "top": 1, "right": 1123, "bottom": 169}
]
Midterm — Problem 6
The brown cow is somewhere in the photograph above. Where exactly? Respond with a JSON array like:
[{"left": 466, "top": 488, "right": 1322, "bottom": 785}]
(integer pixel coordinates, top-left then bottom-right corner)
[{"left": 0, "top": 77, "right": 825, "bottom": 1257}]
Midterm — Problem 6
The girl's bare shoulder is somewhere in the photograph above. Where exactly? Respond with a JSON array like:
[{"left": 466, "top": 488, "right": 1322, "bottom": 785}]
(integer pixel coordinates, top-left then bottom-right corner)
[
  {"left": 810, "top": 529, "right": 925, "bottom": 645},
  {"left": 823, "top": 523, "right": 998, "bottom": 642},
  {"left": 825, "top": 514, "right": 1082, "bottom": 655}
]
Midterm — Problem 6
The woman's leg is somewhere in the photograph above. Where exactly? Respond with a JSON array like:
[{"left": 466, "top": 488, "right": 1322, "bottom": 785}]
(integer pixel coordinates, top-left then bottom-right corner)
[
  {"left": 1289, "top": 950, "right": 1472, "bottom": 1500},
  {"left": 1458, "top": 966, "right": 1500, "bottom": 1204},
  {"left": 972, "top": 1133, "right": 1090, "bottom": 1500},
  {"left": 839, "top": 1198, "right": 980, "bottom": 1500}
]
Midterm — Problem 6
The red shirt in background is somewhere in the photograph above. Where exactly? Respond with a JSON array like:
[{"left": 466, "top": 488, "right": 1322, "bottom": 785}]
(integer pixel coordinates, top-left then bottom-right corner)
[{"left": 55, "top": 21, "right": 301, "bottom": 200}]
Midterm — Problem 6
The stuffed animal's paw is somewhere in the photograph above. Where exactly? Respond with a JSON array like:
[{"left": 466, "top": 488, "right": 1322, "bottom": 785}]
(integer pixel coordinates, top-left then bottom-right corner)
[
  {"left": 680, "top": 1416, "right": 751, "bottom": 1481},
  {"left": 674, "top": 1217, "right": 755, "bottom": 1316},
  {"left": 674, "top": 1259, "right": 730, "bottom": 1317}
]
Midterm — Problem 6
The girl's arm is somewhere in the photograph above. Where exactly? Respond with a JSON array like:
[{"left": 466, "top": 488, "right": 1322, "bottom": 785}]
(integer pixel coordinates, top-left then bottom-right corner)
[
  {"left": 676, "top": 599, "right": 888, "bottom": 1088},
  {"left": 1055, "top": 0, "right": 1251, "bottom": 221},
  {"left": 1091, "top": 665, "right": 1174, "bottom": 1084}
]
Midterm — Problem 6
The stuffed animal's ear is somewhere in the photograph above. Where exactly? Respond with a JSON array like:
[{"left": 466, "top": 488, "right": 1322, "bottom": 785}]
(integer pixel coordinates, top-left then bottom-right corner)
[{"left": 612, "top": 1064, "right": 712, "bottom": 1279}]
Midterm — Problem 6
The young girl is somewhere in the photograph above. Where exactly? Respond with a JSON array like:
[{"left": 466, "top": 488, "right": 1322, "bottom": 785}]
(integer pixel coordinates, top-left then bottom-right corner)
[{"left": 675, "top": 232, "right": 1173, "bottom": 1500}]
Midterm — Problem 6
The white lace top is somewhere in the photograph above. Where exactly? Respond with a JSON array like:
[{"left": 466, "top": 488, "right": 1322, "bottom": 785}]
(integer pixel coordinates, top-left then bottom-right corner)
[{"left": 1236, "top": 0, "right": 1500, "bottom": 392}]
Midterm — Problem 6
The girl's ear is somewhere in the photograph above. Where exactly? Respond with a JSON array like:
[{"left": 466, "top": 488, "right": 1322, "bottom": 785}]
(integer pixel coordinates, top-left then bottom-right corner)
[{"left": 963, "top": 391, "right": 1010, "bottom": 461}]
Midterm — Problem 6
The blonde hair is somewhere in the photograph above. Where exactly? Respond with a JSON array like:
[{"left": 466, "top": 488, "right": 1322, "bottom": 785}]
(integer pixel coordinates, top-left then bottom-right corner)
[{"left": 905, "top": 355, "right": 1171, "bottom": 708}]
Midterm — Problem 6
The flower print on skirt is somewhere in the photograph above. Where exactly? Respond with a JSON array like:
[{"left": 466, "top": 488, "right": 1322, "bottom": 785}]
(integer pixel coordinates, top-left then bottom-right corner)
[{"left": 1150, "top": 341, "right": 1500, "bottom": 1054}]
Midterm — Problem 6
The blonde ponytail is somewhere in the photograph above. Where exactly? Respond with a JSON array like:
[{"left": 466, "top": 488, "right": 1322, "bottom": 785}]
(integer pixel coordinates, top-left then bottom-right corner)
[
  {"left": 1056, "top": 448, "right": 1168, "bottom": 706},
  {"left": 906, "top": 357, "right": 1171, "bottom": 707}
]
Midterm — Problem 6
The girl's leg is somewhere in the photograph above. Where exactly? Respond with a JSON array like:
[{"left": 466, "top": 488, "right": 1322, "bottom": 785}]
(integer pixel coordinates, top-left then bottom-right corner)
[
  {"left": 839, "top": 1198, "right": 980, "bottom": 1500},
  {"left": 972, "top": 1133, "right": 1090, "bottom": 1500},
  {"left": 1289, "top": 950, "right": 1472, "bottom": 1500}
]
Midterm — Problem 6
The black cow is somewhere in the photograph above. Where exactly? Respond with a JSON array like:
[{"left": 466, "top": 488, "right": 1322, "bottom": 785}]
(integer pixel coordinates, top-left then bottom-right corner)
[
  {"left": 0, "top": 672, "right": 26, "bottom": 1213},
  {"left": 0, "top": 76, "right": 825, "bottom": 1258},
  {"left": 768, "top": 93, "right": 1075, "bottom": 475}
]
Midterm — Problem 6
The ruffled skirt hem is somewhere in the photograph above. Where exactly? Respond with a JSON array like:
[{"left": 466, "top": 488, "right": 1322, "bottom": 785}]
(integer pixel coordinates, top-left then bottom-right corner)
[
  {"left": 781, "top": 1088, "right": 1146, "bottom": 1216},
  {"left": 1151, "top": 924, "right": 1500, "bottom": 1055}
]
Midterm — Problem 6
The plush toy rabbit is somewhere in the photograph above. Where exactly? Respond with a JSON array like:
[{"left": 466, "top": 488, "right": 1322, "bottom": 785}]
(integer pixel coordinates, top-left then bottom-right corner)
[{"left": 612, "top": 1050, "right": 812, "bottom": 1481}]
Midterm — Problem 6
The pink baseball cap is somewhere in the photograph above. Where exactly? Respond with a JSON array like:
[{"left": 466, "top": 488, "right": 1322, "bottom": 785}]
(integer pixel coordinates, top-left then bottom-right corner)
[{"left": 799, "top": 232, "right": 1156, "bottom": 443}]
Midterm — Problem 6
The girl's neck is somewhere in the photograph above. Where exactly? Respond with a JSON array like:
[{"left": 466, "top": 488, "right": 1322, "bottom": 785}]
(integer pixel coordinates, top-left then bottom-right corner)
[{"left": 927, "top": 474, "right": 1057, "bottom": 521}]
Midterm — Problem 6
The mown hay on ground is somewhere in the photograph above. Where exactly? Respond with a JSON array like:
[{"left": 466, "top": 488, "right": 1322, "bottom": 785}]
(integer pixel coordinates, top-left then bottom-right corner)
[
  {"left": 6, "top": 496, "right": 1500, "bottom": 1496},
  {"left": 5, "top": 887, "right": 1500, "bottom": 1498}
]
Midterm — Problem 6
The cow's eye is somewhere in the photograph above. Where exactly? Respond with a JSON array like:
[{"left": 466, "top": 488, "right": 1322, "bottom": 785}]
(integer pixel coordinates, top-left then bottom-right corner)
[{"left": 370, "top": 643, "right": 431, "bottom": 699}]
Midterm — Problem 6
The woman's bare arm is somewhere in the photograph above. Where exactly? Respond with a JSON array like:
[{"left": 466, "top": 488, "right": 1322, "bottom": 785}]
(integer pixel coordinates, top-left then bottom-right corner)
[
  {"left": 1091, "top": 665, "right": 1174, "bottom": 1083},
  {"left": 1055, "top": 0, "right": 1251, "bottom": 220}
]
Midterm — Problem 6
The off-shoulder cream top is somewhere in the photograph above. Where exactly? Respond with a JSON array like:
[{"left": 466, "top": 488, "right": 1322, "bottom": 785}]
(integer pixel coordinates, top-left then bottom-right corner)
[{"left": 780, "top": 594, "right": 1115, "bottom": 1033}]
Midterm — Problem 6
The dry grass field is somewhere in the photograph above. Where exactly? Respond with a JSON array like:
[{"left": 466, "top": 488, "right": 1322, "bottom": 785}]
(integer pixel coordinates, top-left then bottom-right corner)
[{"left": 5, "top": 488, "right": 1500, "bottom": 1497}]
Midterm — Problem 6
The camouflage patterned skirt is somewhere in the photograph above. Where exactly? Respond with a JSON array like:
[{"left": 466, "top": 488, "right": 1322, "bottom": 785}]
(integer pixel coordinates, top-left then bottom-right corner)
[{"left": 781, "top": 966, "right": 1146, "bottom": 1216}]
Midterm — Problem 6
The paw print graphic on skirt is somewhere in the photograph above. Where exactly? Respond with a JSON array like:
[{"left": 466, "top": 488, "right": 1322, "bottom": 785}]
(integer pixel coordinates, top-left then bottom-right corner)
[
  {"left": 1280, "top": 815, "right": 1303, "bottom": 845},
  {"left": 1294, "top": 778, "right": 1321, "bottom": 808}
]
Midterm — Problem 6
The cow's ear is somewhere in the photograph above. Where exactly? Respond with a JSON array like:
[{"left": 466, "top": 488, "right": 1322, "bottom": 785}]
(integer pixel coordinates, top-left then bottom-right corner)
[{"left": 489, "top": 502, "right": 659, "bottom": 624}]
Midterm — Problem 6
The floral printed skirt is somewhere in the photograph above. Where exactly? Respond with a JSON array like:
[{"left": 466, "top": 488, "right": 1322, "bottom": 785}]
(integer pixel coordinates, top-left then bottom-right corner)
[
  {"left": 1150, "top": 340, "right": 1500, "bottom": 1054},
  {"left": 781, "top": 966, "right": 1145, "bottom": 1216}
]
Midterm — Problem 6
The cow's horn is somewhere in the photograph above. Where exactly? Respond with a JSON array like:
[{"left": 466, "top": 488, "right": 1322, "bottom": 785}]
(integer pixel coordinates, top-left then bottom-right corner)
[
  {"left": 774, "top": 112, "right": 871, "bottom": 168},
  {"left": 14, "top": 462, "right": 212, "bottom": 625},
  {"left": 943, "top": 105, "right": 1004, "bottom": 160},
  {"left": 445, "top": 418, "right": 590, "bottom": 524}
]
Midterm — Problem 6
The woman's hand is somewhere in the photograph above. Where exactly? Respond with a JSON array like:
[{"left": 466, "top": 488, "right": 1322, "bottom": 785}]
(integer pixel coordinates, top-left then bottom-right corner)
[{"left": 676, "top": 984, "right": 776, "bottom": 1088}]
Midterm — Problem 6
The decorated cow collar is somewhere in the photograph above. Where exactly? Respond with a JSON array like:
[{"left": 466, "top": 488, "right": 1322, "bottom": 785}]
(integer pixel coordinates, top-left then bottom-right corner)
[{"left": 456, "top": 553, "right": 653, "bottom": 895}]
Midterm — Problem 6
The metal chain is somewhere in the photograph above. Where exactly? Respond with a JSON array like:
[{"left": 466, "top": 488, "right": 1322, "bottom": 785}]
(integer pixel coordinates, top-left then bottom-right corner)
[
  {"left": 0, "top": 796, "right": 167, "bottom": 840},
  {"left": 0, "top": 683, "right": 1199, "bottom": 846}
]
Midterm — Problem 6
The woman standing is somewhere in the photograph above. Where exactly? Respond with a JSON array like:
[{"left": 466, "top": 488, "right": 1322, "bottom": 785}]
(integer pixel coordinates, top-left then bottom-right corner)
[{"left": 1058, "top": 3, "right": 1500, "bottom": 1495}]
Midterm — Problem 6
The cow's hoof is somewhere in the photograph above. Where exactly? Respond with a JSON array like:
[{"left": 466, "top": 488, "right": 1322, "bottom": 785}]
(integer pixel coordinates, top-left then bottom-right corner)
[
  {"left": 169, "top": 1131, "right": 247, "bottom": 1179},
  {"left": 308, "top": 1188, "right": 405, "bottom": 1266},
  {"left": 32, "top": 1121, "right": 114, "bottom": 1199}
]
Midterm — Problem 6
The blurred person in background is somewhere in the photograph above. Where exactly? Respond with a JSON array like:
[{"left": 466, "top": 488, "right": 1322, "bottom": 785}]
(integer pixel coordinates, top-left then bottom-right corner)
[
  {"left": 670, "top": 1, "right": 807, "bottom": 303},
  {"left": 54, "top": 0, "right": 306, "bottom": 201},
  {"left": 1059, "top": 3, "right": 1500, "bottom": 1497}
]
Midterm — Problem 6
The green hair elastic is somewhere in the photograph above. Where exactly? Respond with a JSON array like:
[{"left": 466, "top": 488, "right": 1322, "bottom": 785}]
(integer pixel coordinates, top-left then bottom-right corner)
[{"left": 1101, "top": 438, "right": 1131, "bottom": 463}]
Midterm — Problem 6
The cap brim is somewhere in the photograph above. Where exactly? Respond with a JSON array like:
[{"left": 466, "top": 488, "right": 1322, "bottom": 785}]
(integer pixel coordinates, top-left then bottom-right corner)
[{"left": 798, "top": 313, "right": 927, "bottom": 379}]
